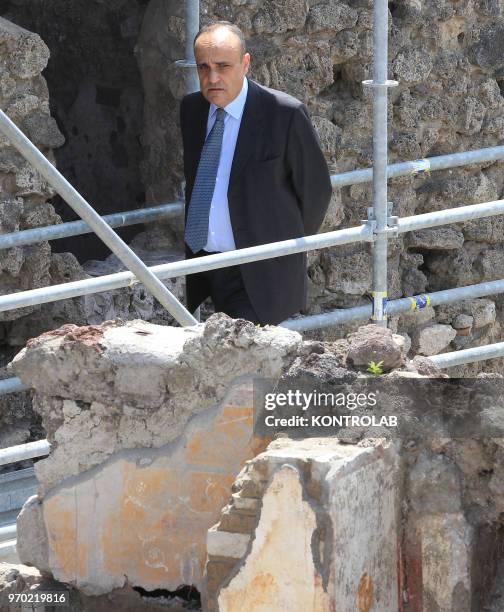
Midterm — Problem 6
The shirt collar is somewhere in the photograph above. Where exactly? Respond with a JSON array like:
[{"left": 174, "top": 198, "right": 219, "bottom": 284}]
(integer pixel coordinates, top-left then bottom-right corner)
[{"left": 209, "top": 77, "right": 248, "bottom": 121}]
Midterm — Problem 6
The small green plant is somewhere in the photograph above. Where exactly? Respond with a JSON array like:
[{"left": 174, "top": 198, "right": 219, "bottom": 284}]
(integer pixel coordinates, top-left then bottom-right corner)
[{"left": 367, "top": 360, "right": 384, "bottom": 375}]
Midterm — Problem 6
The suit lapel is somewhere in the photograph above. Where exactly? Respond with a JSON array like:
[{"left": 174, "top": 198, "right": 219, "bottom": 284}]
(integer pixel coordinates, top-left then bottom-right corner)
[{"left": 228, "top": 79, "right": 263, "bottom": 194}]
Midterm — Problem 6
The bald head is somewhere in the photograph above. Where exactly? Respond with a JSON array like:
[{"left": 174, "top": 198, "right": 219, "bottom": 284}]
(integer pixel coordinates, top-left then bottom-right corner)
[{"left": 194, "top": 21, "right": 246, "bottom": 56}]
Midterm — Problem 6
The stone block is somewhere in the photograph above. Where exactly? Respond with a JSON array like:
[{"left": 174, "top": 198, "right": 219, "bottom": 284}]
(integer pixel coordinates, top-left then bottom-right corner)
[
  {"left": 409, "top": 452, "right": 462, "bottom": 514},
  {"left": 311, "top": 116, "right": 342, "bottom": 157},
  {"left": 307, "top": 2, "right": 358, "bottom": 34},
  {"left": 6, "top": 94, "right": 41, "bottom": 122},
  {"left": 0, "top": 17, "right": 50, "bottom": 78},
  {"left": 452, "top": 313, "right": 473, "bottom": 330},
  {"left": 330, "top": 30, "right": 359, "bottom": 63},
  {"left": 16, "top": 494, "right": 50, "bottom": 574},
  {"left": 406, "top": 226, "right": 464, "bottom": 251},
  {"left": 14, "top": 163, "right": 52, "bottom": 197},
  {"left": 231, "top": 493, "right": 260, "bottom": 513},
  {"left": 411, "top": 323, "right": 457, "bottom": 356},
  {"left": 322, "top": 249, "right": 372, "bottom": 296},
  {"left": 23, "top": 112, "right": 65, "bottom": 149},
  {"left": 252, "top": 0, "right": 308, "bottom": 35},
  {"left": 346, "top": 323, "right": 404, "bottom": 371},
  {"left": 207, "top": 528, "right": 251, "bottom": 559},
  {"left": 470, "top": 23, "right": 504, "bottom": 70},
  {"left": 208, "top": 438, "right": 399, "bottom": 611},
  {"left": 467, "top": 299, "right": 496, "bottom": 329},
  {"left": 463, "top": 217, "right": 504, "bottom": 244},
  {"left": 393, "top": 48, "right": 434, "bottom": 84},
  {"left": 476, "top": 248, "right": 504, "bottom": 281},
  {"left": 217, "top": 506, "right": 258, "bottom": 534}
]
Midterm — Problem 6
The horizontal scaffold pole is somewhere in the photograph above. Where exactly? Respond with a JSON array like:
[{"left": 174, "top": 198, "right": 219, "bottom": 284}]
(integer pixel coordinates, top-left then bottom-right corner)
[
  {"left": 0, "top": 439, "right": 50, "bottom": 466},
  {"left": 0, "top": 203, "right": 183, "bottom": 251},
  {"left": 281, "top": 277, "right": 504, "bottom": 332},
  {"left": 1, "top": 197, "right": 503, "bottom": 314},
  {"left": 1, "top": 146, "right": 501, "bottom": 250},
  {"left": 0, "top": 224, "right": 374, "bottom": 312},
  {"left": 331, "top": 145, "right": 504, "bottom": 188},
  {"left": 428, "top": 342, "right": 504, "bottom": 369}
]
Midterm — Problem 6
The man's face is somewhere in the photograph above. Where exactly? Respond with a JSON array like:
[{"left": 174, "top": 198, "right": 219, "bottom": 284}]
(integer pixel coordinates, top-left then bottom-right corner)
[{"left": 194, "top": 28, "right": 250, "bottom": 107}]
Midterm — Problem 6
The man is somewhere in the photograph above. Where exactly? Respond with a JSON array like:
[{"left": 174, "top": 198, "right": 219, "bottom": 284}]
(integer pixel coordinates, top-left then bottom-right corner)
[{"left": 180, "top": 21, "right": 332, "bottom": 326}]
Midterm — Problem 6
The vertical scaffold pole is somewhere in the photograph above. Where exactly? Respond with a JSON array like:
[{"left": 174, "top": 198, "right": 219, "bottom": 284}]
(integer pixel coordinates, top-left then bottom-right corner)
[
  {"left": 364, "top": 0, "right": 398, "bottom": 326},
  {"left": 184, "top": 0, "right": 200, "bottom": 94},
  {"left": 177, "top": 0, "right": 201, "bottom": 319}
]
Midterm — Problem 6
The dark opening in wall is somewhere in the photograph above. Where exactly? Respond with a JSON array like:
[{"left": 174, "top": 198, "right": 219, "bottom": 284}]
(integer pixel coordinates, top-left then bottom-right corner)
[
  {"left": 0, "top": 0, "right": 150, "bottom": 263},
  {"left": 133, "top": 585, "right": 201, "bottom": 609}
]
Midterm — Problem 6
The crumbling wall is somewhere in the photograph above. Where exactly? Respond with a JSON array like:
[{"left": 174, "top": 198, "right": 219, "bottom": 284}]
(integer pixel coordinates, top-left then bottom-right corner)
[
  {"left": 207, "top": 438, "right": 399, "bottom": 612},
  {"left": 9, "top": 317, "right": 504, "bottom": 610},
  {"left": 0, "top": 18, "right": 65, "bottom": 446},
  {"left": 10, "top": 315, "right": 302, "bottom": 598},
  {"left": 0, "top": 16, "right": 97, "bottom": 356},
  {"left": 0, "top": 14, "right": 186, "bottom": 447},
  {"left": 0, "top": 17, "right": 64, "bottom": 326}
]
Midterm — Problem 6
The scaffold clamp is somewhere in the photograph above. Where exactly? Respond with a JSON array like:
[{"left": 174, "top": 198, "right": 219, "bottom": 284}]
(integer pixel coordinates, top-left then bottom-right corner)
[
  {"left": 363, "top": 203, "right": 398, "bottom": 237},
  {"left": 371, "top": 291, "right": 388, "bottom": 321}
]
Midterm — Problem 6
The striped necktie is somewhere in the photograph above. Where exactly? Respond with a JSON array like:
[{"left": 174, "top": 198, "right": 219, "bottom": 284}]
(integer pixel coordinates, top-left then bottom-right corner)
[{"left": 184, "top": 107, "right": 226, "bottom": 254}]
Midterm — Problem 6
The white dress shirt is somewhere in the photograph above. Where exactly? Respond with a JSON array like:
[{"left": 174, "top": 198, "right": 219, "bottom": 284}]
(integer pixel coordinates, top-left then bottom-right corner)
[{"left": 203, "top": 77, "right": 249, "bottom": 253}]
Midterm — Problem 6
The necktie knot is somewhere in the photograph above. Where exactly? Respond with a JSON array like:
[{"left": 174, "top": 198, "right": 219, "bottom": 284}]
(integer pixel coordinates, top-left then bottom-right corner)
[{"left": 216, "top": 107, "right": 225, "bottom": 122}]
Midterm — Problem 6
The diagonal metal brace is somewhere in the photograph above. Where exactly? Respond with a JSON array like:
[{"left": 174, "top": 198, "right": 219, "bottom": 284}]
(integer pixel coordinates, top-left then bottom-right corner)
[{"left": 0, "top": 108, "right": 198, "bottom": 327}]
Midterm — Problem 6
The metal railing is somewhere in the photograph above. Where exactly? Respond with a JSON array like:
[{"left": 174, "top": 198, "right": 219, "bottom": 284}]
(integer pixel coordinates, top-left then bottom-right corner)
[
  {"left": 2, "top": 146, "right": 502, "bottom": 251},
  {"left": 0, "top": 447, "right": 47, "bottom": 556},
  {"left": 429, "top": 342, "right": 504, "bottom": 369}
]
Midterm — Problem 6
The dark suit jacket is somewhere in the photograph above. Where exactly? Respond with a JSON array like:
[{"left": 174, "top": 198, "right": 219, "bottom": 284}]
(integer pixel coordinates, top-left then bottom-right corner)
[{"left": 180, "top": 79, "right": 332, "bottom": 325}]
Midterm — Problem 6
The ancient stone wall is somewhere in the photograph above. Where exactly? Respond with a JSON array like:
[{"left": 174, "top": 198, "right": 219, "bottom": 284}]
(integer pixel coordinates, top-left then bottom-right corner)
[
  {"left": 0, "top": 17, "right": 69, "bottom": 446},
  {"left": 0, "top": 17, "right": 64, "bottom": 325},
  {"left": 136, "top": 0, "right": 504, "bottom": 372},
  {"left": 0, "top": 11, "right": 183, "bottom": 447},
  {"left": 9, "top": 316, "right": 504, "bottom": 610}
]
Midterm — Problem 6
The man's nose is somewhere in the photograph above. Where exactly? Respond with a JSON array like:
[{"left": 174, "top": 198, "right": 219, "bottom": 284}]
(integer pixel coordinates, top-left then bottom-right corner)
[{"left": 209, "top": 68, "right": 220, "bottom": 83}]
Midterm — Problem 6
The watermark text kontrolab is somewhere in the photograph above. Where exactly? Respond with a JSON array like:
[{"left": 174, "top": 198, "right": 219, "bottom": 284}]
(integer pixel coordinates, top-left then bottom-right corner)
[{"left": 263, "top": 389, "right": 398, "bottom": 429}]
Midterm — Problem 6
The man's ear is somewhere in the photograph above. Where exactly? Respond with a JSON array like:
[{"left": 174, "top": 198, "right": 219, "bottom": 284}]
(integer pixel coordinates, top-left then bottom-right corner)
[{"left": 243, "top": 52, "right": 251, "bottom": 74}]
